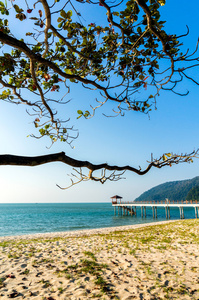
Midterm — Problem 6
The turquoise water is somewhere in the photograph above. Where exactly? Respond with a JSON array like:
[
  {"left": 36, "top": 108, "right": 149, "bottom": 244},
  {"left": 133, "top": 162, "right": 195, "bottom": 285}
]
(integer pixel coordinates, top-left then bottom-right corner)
[{"left": 0, "top": 203, "right": 196, "bottom": 237}]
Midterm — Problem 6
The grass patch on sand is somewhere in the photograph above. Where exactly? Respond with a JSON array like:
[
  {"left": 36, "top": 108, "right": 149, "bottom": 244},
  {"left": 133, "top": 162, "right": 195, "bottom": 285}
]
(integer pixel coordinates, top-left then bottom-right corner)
[
  {"left": 0, "top": 219, "right": 198, "bottom": 248},
  {"left": 55, "top": 256, "right": 111, "bottom": 295}
]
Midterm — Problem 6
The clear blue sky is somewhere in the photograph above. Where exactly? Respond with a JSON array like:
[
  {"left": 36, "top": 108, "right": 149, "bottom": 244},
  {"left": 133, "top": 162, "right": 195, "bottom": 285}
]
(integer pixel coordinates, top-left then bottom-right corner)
[{"left": 0, "top": 0, "right": 199, "bottom": 203}]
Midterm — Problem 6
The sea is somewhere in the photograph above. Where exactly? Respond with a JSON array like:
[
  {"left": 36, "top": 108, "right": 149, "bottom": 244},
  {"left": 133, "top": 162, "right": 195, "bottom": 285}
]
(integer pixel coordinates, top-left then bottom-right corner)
[{"left": 0, "top": 203, "right": 197, "bottom": 237}]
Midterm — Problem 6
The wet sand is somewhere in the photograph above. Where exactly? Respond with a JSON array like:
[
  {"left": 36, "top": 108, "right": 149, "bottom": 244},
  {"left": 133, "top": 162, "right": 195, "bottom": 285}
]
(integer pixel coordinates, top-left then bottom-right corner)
[{"left": 0, "top": 219, "right": 198, "bottom": 299}]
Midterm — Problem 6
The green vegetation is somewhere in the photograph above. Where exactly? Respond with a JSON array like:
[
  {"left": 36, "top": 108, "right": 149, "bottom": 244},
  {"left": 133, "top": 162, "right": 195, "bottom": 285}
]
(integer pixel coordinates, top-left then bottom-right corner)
[
  {"left": 135, "top": 176, "right": 199, "bottom": 202},
  {"left": 56, "top": 252, "right": 110, "bottom": 295},
  {"left": 58, "top": 286, "right": 64, "bottom": 294},
  {"left": 39, "top": 279, "right": 52, "bottom": 288},
  {"left": 20, "top": 268, "right": 30, "bottom": 275},
  {"left": 0, "top": 277, "right": 6, "bottom": 287},
  {"left": 7, "top": 252, "right": 20, "bottom": 259},
  {"left": 83, "top": 251, "right": 97, "bottom": 261},
  {"left": 0, "top": 0, "right": 198, "bottom": 184},
  {"left": 187, "top": 185, "right": 199, "bottom": 201}
]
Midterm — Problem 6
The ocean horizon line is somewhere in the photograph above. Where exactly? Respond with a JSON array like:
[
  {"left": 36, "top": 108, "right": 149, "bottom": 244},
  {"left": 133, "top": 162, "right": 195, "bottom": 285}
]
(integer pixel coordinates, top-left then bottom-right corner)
[{"left": 0, "top": 202, "right": 110, "bottom": 204}]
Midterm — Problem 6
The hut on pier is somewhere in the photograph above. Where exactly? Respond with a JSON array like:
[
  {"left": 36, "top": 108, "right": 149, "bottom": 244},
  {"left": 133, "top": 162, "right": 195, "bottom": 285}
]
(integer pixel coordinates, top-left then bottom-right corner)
[{"left": 111, "top": 195, "right": 122, "bottom": 205}]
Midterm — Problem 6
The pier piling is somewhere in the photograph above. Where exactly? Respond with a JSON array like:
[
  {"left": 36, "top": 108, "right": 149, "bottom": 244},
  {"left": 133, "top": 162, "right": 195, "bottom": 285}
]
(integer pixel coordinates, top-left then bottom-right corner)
[
  {"left": 144, "top": 206, "right": 146, "bottom": 218},
  {"left": 112, "top": 198, "right": 199, "bottom": 220},
  {"left": 165, "top": 207, "right": 168, "bottom": 219},
  {"left": 195, "top": 207, "right": 197, "bottom": 218},
  {"left": 168, "top": 207, "right": 170, "bottom": 219}
]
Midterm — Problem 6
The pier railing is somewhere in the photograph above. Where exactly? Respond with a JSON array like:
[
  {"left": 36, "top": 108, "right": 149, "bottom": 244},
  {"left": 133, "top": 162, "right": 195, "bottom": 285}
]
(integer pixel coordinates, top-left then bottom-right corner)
[
  {"left": 112, "top": 199, "right": 198, "bottom": 205},
  {"left": 112, "top": 199, "right": 199, "bottom": 219}
]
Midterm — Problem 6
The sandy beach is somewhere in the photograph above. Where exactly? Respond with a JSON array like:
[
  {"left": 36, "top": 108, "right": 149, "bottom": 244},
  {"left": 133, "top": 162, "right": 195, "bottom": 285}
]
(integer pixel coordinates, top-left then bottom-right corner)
[{"left": 0, "top": 219, "right": 198, "bottom": 299}]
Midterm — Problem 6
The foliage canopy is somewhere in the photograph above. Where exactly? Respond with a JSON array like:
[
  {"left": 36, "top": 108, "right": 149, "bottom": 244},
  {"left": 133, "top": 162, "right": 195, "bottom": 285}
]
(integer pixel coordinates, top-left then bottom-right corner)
[{"left": 0, "top": 0, "right": 199, "bottom": 187}]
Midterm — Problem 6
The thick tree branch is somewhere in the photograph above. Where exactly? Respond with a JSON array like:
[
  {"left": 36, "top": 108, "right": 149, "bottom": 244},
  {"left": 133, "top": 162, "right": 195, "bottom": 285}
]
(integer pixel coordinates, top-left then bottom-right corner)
[
  {"left": 135, "top": 0, "right": 174, "bottom": 84},
  {"left": 0, "top": 152, "right": 152, "bottom": 174},
  {"left": 40, "top": 0, "right": 51, "bottom": 58},
  {"left": 30, "top": 59, "right": 57, "bottom": 127},
  {"left": 0, "top": 150, "right": 198, "bottom": 180},
  {"left": 0, "top": 32, "right": 122, "bottom": 103}
]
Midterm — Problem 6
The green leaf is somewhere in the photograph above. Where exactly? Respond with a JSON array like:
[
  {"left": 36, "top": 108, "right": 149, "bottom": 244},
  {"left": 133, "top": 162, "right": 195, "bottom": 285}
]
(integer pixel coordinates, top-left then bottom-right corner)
[
  {"left": 165, "top": 153, "right": 172, "bottom": 157},
  {"left": 67, "top": 10, "right": 73, "bottom": 18},
  {"left": 112, "top": 11, "right": 119, "bottom": 16},
  {"left": 60, "top": 10, "right": 72, "bottom": 19},
  {"left": 57, "top": 17, "right": 64, "bottom": 23},
  {"left": 71, "top": 39, "right": 76, "bottom": 45},
  {"left": 77, "top": 110, "right": 83, "bottom": 114},
  {"left": 158, "top": 0, "right": 166, "bottom": 6},
  {"left": 13, "top": 4, "right": 21, "bottom": 13},
  {"left": 60, "top": 10, "right": 67, "bottom": 18},
  {"left": 64, "top": 69, "right": 72, "bottom": 75},
  {"left": 162, "top": 155, "right": 167, "bottom": 161},
  {"left": 84, "top": 110, "right": 90, "bottom": 118}
]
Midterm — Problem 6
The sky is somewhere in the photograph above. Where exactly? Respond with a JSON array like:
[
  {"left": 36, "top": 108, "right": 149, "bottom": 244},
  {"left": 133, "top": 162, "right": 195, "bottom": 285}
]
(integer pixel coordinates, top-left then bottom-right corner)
[{"left": 0, "top": 0, "right": 199, "bottom": 203}]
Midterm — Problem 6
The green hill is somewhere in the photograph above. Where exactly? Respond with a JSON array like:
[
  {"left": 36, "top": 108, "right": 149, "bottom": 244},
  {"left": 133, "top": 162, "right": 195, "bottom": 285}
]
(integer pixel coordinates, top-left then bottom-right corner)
[
  {"left": 135, "top": 176, "right": 199, "bottom": 202},
  {"left": 187, "top": 186, "right": 199, "bottom": 201}
]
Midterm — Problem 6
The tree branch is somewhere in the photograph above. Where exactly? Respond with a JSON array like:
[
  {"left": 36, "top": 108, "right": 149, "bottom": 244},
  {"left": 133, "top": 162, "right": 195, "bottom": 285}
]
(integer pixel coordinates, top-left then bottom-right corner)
[
  {"left": 40, "top": 0, "right": 51, "bottom": 58},
  {"left": 0, "top": 150, "right": 198, "bottom": 188},
  {"left": 0, "top": 32, "right": 122, "bottom": 103}
]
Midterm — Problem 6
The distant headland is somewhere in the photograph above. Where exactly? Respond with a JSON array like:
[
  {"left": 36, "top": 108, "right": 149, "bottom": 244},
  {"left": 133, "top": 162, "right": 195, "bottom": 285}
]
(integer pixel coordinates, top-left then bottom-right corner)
[{"left": 135, "top": 176, "right": 199, "bottom": 202}]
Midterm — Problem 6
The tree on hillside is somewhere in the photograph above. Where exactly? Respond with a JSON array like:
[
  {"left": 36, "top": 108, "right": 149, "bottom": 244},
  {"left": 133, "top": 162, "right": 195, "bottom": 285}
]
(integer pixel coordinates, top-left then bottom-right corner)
[
  {"left": 187, "top": 186, "right": 199, "bottom": 201},
  {"left": 0, "top": 0, "right": 199, "bottom": 188}
]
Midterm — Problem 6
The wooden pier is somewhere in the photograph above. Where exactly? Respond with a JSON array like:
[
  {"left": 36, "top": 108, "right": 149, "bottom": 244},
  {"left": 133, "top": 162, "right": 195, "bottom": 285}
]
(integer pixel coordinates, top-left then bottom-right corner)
[{"left": 112, "top": 198, "right": 199, "bottom": 219}]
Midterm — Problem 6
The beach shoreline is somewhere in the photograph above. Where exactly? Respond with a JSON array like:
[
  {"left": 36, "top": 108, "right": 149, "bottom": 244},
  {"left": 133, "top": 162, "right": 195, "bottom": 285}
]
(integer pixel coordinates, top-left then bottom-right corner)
[
  {"left": 0, "top": 219, "right": 179, "bottom": 241},
  {"left": 0, "top": 219, "right": 198, "bottom": 299}
]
